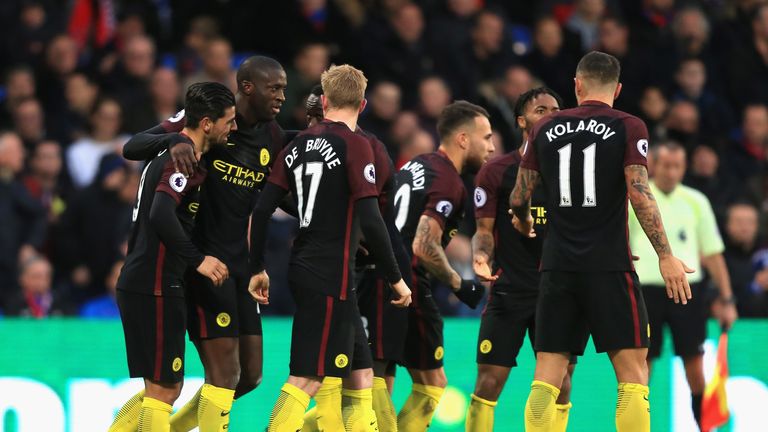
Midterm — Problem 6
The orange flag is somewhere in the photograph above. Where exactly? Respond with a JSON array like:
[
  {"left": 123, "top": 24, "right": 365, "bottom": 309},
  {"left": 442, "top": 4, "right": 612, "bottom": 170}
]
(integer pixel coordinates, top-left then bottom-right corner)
[{"left": 701, "top": 331, "right": 730, "bottom": 431}]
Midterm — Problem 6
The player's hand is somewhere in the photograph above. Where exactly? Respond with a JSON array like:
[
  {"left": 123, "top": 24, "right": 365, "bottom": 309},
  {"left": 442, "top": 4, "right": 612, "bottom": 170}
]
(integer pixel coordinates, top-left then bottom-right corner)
[
  {"left": 510, "top": 212, "right": 536, "bottom": 238},
  {"left": 170, "top": 139, "right": 197, "bottom": 177},
  {"left": 390, "top": 279, "right": 412, "bottom": 308},
  {"left": 248, "top": 270, "right": 270, "bottom": 305},
  {"left": 712, "top": 299, "right": 738, "bottom": 331},
  {"left": 473, "top": 253, "right": 498, "bottom": 282},
  {"left": 197, "top": 256, "right": 229, "bottom": 287},
  {"left": 659, "top": 255, "right": 694, "bottom": 305},
  {"left": 454, "top": 279, "right": 486, "bottom": 309}
]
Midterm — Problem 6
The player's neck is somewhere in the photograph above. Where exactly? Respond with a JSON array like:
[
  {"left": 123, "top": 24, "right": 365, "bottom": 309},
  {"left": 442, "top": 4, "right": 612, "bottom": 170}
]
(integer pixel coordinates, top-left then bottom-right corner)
[
  {"left": 325, "top": 109, "right": 359, "bottom": 132},
  {"left": 437, "top": 144, "right": 464, "bottom": 173},
  {"left": 236, "top": 98, "right": 261, "bottom": 128},
  {"left": 181, "top": 127, "right": 208, "bottom": 155},
  {"left": 577, "top": 94, "right": 614, "bottom": 107}
]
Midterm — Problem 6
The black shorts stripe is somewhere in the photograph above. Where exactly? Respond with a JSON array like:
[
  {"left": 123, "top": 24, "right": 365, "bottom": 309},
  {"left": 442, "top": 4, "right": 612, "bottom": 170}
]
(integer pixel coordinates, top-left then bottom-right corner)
[
  {"left": 153, "top": 296, "right": 164, "bottom": 381},
  {"left": 624, "top": 272, "right": 641, "bottom": 347},
  {"left": 317, "top": 296, "right": 334, "bottom": 375},
  {"left": 376, "top": 279, "right": 384, "bottom": 359}
]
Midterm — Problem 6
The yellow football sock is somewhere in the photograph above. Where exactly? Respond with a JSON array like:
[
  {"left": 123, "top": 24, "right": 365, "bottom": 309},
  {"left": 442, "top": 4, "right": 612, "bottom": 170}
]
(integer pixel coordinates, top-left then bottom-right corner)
[
  {"left": 396, "top": 383, "right": 444, "bottom": 432},
  {"left": 198, "top": 384, "right": 235, "bottom": 432},
  {"left": 616, "top": 383, "right": 650, "bottom": 432},
  {"left": 551, "top": 402, "right": 572, "bottom": 432},
  {"left": 268, "top": 383, "right": 311, "bottom": 432},
  {"left": 372, "top": 377, "right": 397, "bottom": 432},
  {"left": 342, "top": 388, "right": 377, "bottom": 432},
  {"left": 465, "top": 393, "right": 497, "bottom": 432},
  {"left": 109, "top": 389, "right": 145, "bottom": 432},
  {"left": 524, "top": 380, "right": 560, "bottom": 431},
  {"left": 139, "top": 397, "right": 173, "bottom": 432},
  {"left": 314, "top": 377, "right": 344, "bottom": 432},
  {"left": 301, "top": 406, "right": 319, "bottom": 432},
  {"left": 169, "top": 386, "right": 201, "bottom": 432}
]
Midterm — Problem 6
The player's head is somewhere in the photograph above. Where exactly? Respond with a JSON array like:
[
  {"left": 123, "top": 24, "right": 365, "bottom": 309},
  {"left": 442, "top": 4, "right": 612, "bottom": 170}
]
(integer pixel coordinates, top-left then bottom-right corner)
[
  {"left": 514, "top": 87, "right": 563, "bottom": 133},
  {"left": 236, "top": 55, "right": 287, "bottom": 121},
  {"left": 320, "top": 64, "right": 368, "bottom": 114},
  {"left": 574, "top": 51, "right": 622, "bottom": 103},
  {"left": 437, "top": 100, "right": 494, "bottom": 173},
  {"left": 306, "top": 84, "right": 324, "bottom": 127},
  {"left": 184, "top": 82, "right": 237, "bottom": 149},
  {"left": 649, "top": 140, "right": 686, "bottom": 192}
]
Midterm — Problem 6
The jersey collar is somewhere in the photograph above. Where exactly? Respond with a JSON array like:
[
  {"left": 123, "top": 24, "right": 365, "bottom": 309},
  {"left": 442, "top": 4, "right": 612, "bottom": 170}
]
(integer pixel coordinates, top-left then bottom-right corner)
[{"left": 579, "top": 100, "right": 611, "bottom": 107}]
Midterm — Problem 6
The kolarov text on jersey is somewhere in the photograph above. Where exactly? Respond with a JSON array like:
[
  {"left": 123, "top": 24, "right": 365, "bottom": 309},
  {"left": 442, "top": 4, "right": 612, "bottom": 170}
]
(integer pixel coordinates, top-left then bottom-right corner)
[
  {"left": 520, "top": 100, "right": 649, "bottom": 272},
  {"left": 268, "top": 120, "right": 379, "bottom": 299}
]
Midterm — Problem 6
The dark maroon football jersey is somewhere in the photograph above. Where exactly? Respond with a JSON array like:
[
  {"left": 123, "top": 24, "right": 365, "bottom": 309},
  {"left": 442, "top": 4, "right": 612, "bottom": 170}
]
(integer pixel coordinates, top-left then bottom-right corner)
[
  {"left": 394, "top": 151, "right": 467, "bottom": 252},
  {"left": 474, "top": 152, "right": 546, "bottom": 297},
  {"left": 520, "top": 100, "right": 649, "bottom": 272},
  {"left": 118, "top": 150, "right": 206, "bottom": 296},
  {"left": 268, "top": 120, "right": 379, "bottom": 299}
]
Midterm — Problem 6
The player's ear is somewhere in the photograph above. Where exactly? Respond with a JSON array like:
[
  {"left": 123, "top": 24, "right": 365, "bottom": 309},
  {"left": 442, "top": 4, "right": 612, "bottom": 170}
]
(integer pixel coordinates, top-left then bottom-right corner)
[
  {"left": 516, "top": 115, "right": 526, "bottom": 130},
  {"left": 359, "top": 98, "right": 367, "bottom": 114},
  {"left": 321, "top": 95, "right": 329, "bottom": 112},
  {"left": 203, "top": 117, "right": 212, "bottom": 133},
  {"left": 574, "top": 77, "right": 582, "bottom": 97},
  {"left": 240, "top": 80, "right": 252, "bottom": 96},
  {"left": 614, "top": 82, "right": 623, "bottom": 101}
]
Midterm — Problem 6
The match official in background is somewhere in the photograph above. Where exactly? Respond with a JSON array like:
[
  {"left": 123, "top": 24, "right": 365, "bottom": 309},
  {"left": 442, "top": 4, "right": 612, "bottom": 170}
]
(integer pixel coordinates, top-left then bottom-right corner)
[{"left": 629, "top": 141, "right": 738, "bottom": 430}]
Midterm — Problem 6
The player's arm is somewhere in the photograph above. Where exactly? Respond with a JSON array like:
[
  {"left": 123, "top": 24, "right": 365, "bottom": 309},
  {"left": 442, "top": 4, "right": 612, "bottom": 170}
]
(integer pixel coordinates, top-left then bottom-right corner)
[
  {"left": 123, "top": 118, "right": 198, "bottom": 176},
  {"left": 472, "top": 218, "right": 497, "bottom": 281},
  {"left": 509, "top": 168, "right": 540, "bottom": 237},
  {"left": 412, "top": 215, "right": 484, "bottom": 307},
  {"left": 701, "top": 253, "right": 737, "bottom": 329},
  {"left": 381, "top": 174, "right": 414, "bottom": 290},
  {"left": 413, "top": 215, "right": 460, "bottom": 288},
  {"left": 357, "top": 197, "right": 411, "bottom": 307},
  {"left": 625, "top": 164, "right": 694, "bottom": 304},
  {"left": 248, "top": 182, "right": 289, "bottom": 304},
  {"left": 149, "top": 192, "right": 228, "bottom": 286}
]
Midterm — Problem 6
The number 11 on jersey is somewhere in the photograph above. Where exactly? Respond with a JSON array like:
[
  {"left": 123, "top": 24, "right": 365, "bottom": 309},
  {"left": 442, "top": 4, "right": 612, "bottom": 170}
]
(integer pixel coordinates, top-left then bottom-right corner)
[{"left": 557, "top": 143, "right": 597, "bottom": 207}]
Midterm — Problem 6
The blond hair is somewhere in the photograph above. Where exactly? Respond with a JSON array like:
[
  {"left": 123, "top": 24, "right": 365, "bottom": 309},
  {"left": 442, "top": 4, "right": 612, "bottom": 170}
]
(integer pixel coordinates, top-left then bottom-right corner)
[{"left": 320, "top": 64, "right": 367, "bottom": 110}]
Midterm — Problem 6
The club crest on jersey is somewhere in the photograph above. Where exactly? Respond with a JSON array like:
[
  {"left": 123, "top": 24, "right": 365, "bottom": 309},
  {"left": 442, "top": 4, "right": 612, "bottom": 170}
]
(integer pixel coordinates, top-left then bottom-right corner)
[
  {"left": 335, "top": 354, "right": 349, "bottom": 368},
  {"left": 474, "top": 187, "right": 487, "bottom": 208},
  {"left": 260, "top": 148, "right": 270, "bottom": 166},
  {"left": 170, "top": 172, "right": 187, "bottom": 192},
  {"left": 168, "top": 110, "right": 185, "bottom": 123},
  {"left": 172, "top": 357, "right": 183, "bottom": 372},
  {"left": 364, "top": 163, "right": 376, "bottom": 184},
  {"left": 637, "top": 139, "right": 649, "bottom": 157},
  {"left": 436, "top": 200, "right": 453, "bottom": 217}
]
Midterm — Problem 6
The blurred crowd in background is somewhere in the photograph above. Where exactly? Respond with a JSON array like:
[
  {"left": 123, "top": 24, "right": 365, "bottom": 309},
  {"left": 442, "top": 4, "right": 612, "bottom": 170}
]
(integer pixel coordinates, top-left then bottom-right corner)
[{"left": 1, "top": 0, "right": 768, "bottom": 319}]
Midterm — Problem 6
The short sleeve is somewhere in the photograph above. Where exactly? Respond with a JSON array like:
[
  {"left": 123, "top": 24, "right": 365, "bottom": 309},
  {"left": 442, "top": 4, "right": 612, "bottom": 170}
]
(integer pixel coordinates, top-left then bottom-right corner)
[
  {"left": 519, "top": 135, "right": 540, "bottom": 171},
  {"left": 423, "top": 164, "right": 464, "bottom": 229},
  {"left": 623, "top": 116, "right": 649, "bottom": 167},
  {"left": 346, "top": 136, "right": 379, "bottom": 201},
  {"left": 267, "top": 146, "right": 291, "bottom": 191},
  {"left": 161, "top": 110, "right": 186, "bottom": 133},
  {"left": 156, "top": 159, "right": 204, "bottom": 203},
  {"left": 473, "top": 161, "right": 502, "bottom": 219},
  {"left": 695, "top": 193, "right": 725, "bottom": 256}
]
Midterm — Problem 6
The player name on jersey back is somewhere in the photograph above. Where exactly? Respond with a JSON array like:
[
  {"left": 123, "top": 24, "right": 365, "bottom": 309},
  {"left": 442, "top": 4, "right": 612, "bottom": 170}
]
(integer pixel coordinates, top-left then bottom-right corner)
[
  {"left": 542, "top": 119, "right": 617, "bottom": 142},
  {"left": 284, "top": 137, "right": 342, "bottom": 170}
]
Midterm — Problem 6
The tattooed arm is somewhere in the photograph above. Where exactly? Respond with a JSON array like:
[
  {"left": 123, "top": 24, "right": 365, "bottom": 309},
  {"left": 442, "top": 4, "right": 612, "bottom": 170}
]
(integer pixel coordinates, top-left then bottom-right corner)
[
  {"left": 624, "top": 164, "right": 671, "bottom": 258},
  {"left": 509, "top": 168, "right": 541, "bottom": 237},
  {"left": 625, "top": 163, "right": 694, "bottom": 304},
  {"left": 472, "top": 218, "right": 497, "bottom": 281},
  {"left": 412, "top": 215, "right": 461, "bottom": 290}
]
